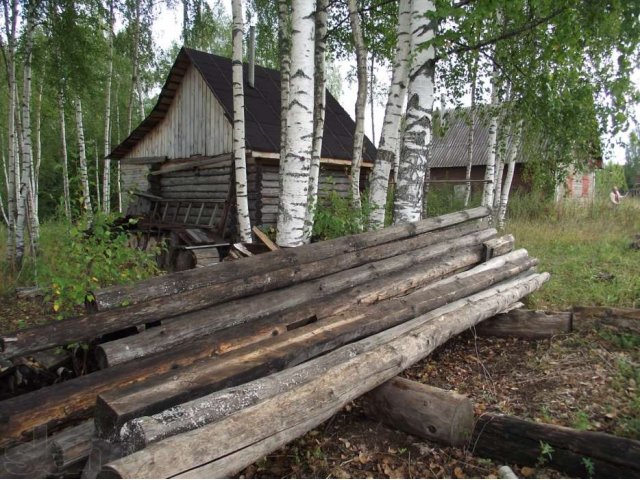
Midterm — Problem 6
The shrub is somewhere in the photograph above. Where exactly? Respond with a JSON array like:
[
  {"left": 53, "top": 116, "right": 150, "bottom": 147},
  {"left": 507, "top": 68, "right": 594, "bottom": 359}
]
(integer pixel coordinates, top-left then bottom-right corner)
[{"left": 312, "top": 190, "right": 371, "bottom": 241}]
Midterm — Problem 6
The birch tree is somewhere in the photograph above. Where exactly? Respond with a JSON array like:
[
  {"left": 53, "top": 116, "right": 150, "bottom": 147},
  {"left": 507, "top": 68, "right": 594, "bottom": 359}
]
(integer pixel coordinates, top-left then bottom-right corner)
[
  {"left": 102, "top": 0, "right": 114, "bottom": 214},
  {"left": 231, "top": 0, "right": 251, "bottom": 242},
  {"left": 276, "top": 0, "right": 315, "bottom": 247},
  {"left": 481, "top": 64, "right": 500, "bottom": 210},
  {"left": 277, "top": 0, "right": 289, "bottom": 214},
  {"left": 498, "top": 120, "right": 522, "bottom": 228},
  {"left": 368, "top": 0, "right": 410, "bottom": 229},
  {"left": 303, "top": 0, "right": 328, "bottom": 243},
  {"left": 348, "top": 0, "right": 367, "bottom": 215},
  {"left": 393, "top": 0, "right": 436, "bottom": 225},
  {"left": 463, "top": 53, "right": 478, "bottom": 207},
  {"left": 58, "top": 91, "right": 71, "bottom": 220},
  {"left": 75, "top": 97, "right": 93, "bottom": 221}
]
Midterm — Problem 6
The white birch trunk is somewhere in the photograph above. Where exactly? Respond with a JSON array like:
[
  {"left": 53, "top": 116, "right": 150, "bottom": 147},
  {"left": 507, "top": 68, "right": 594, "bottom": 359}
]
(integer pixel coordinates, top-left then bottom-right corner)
[
  {"left": 127, "top": 2, "right": 141, "bottom": 135},
  {"left": 369, "top": 53, "right": 376, "bottom": 145},
  {"left": 498, "top": 121, "right": 522, "bottom": 228},
  {"left": 58, "top": 92, "right": 71, "bottom": 220},
  {"left": 493, "top": 135, "right": 505, "bottom": 210},
  {"left": 464, "top": 55, "right": 478, "bottom": 207},
  {"left": 231, "top": 0, "right": 252, "bottom": 242},
  {"left": 34, "top": 81, "right": 43, "bottom": 218},
  {"left": 1, "top": 150, "right": 9, "bottom": 226},
  {"left": 102, "top": 0, "right": 114, "bottom": 214},
  {"left": 114, "top": 80, "right": 122, "bottom": 213},
  {"left": 393, "top": 0, "right": 436, "bottom": 224},
  {"left": 95, "top": 141, "right": 101, "bottom": 212},
  {"left": 276, "top": 0, "right": 315, "bottom": 247},
  {"left": 303, "top": 0, "right": 328, "bottom": 243},
  {"left": 20, "top": 14, "right": 39, "bottom": 255},
  {"left": 368, "top": 0, "right": 410, "bottom": 229},
  {"left": 481, "top": 64, "right": 500, "bottom": 210},
  {"left": 75, "top": 97, "right": 93, "bottom": 221},
  {"left": 348, "top": 0, "right": 367, "bottom": 216}
]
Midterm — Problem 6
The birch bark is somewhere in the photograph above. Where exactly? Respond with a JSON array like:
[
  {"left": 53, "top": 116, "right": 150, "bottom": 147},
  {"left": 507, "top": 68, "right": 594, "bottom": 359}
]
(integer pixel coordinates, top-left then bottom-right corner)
[
  {"left": 58, "top": 92, "right": 71, "bottom": 220},
  {"left": 303, "top": 0, "right": 328, "bottom": 243},
  {"left": 127, "top": 1, "right": 141, "bottom": 135},
  {"left": 34, "top": 81, "right": 43, "bottom": 218},
  {"left": 231, "top": 0, "right": 252, "bottom": 242},
  {"left": 75, "top": 97, "right": 93, "bottom": 221},
  {"left": 348, "top": 0, "right": 367, "bottom": 215},
  {"left": 393, "top": 0, "right": 436, "bottom": 224},
  {"left": 498, "top": 121, "right": 522, "bottom": 228},
  {"left": 276, "top": 0, "right": 315, "bottom": 247},
  {"left": 464, "top": 54, "right": 478, "bottom": 207},
  {"left": 481, "top": 65, "right": 500, "bottom": 210},
  {"left": 102, "top": 0, "right": 114, "bottom": 214},
  {"left": 368, "top": 0, "right": 410, "bottom": 229}
]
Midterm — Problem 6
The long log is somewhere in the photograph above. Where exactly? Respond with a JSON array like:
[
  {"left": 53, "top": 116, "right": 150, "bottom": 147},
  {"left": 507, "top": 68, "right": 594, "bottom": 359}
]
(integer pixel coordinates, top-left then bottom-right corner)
[
  {"left": 99, "top": 272, "right": 550, "bottom": 479},
  {"left": 0, "top": 241, "right": 491, "bottom": 448},
  {"left": 472, "top": 413, "right": 640, "bottom": 478},
  {"left": 0, "top": 216, "right": 490, "bottom": 361},
  {"left": 51, "top": 420, "right": 95, "bottom": 470},
  {"left": 362, "top": 377, "right": 474, "bottom": 447},
  {"left": 89, "top": 207, "right": 490, "bottom": 310},
  {"left": 94, "top": 252, "right": 537, "bottom": 439},
  {"left": 572, "top": 305, "right": 640, "bottom": 333},
  {"left": 474, "top": 309, "right": 572, "bottom": 339},
  {"left": 96, "top": 228, "right": 497, "bottom": 367},
  {"left": 115, "top": 247, "right": 509, "bottom": 452}
]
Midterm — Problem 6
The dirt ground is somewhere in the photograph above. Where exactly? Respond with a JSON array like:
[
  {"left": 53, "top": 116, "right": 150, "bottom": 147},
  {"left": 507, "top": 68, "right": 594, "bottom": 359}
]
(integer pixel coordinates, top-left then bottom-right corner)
[{"left": 1, "top": 297, "right": 638, "bottom": 479}]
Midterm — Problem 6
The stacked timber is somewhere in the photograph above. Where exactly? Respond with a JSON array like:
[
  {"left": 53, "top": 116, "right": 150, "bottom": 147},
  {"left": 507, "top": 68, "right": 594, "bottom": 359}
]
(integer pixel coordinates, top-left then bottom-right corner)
[{"left": 0, "top": 207, "right": 550, "bottom": 478}]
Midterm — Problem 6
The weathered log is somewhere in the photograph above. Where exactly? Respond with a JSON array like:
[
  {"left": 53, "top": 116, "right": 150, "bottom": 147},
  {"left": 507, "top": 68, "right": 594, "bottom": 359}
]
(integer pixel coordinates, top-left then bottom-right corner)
[
  {"left": 81, "top": 439, "right": 124, "bottom": 479},
  {"left": 0, "top": 436, "right": 56, "bottom": 478},
  {"left": 95, "top": 228, "right": 497, "bottom": 367},
  {"left": 94, "top": 252, "right": 537, "bottom": 439},
  {"left": 472, "top": 413, "right": 640, "bottom": 478},
  {"left": 474, "top": 309, "right": 572, "bottom": 339},
  {"left": 362, "top": 377, "right": 474, "bottom": 446},
  {"left": 115, "top": 246, "right": 494, "bottom": 452},
  {"left": 89, "top": 206, "right": 490, "bottom": 310},
  {"left": 1, "top": 219, "right": 490, "bottom": 361},
  {"left": 99, "top": 272, "right": 550, "bottom": 479},
  {"left": 572, "top": 306, "right": 640, "bottom": 333},
  {"left": 483, "top": 234, "right": 515, "bottom": 261},
  {"left": 0, "top": 242, "right": 488, "bottom": 448},
  {"left": 51, "top": 420, "right": 95, "bottom": 469}
]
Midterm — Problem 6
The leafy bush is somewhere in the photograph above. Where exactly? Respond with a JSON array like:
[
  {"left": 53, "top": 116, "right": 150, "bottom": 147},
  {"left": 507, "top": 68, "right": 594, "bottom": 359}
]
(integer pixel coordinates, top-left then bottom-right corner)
[
  {"left": 312, "top": 190, "right": 372, "bottom": 241},
  {"left": 424, "top": 184, "right": 483, "bottom": 218},
  {"left": 39, "top": 214, "right": 162, "bottom": 317}
]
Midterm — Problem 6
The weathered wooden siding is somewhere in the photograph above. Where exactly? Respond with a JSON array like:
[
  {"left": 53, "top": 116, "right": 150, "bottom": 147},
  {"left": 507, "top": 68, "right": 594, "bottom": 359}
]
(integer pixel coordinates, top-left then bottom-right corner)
[
  {"left": 121, "top": 163, "right": 153, "bottom": 210},
  {"left": 125, "top": 64, "right": 232, "bottom": 160}
]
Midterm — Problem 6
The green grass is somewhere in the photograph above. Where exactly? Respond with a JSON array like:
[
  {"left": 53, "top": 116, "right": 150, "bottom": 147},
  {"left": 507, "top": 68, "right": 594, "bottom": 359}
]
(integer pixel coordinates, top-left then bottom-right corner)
[{"left": 505, "top": 196, "right": 640, "bottom": 310}]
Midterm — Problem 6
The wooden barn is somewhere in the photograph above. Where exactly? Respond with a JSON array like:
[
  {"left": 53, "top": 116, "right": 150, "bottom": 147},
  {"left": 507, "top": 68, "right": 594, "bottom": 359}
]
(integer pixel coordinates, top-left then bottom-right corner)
[
  {"left": 429, "top": 110, "right": 601, "bottom": 202},
  {"left": 109, "top": 47, "right": 376, "bottom": 255}
]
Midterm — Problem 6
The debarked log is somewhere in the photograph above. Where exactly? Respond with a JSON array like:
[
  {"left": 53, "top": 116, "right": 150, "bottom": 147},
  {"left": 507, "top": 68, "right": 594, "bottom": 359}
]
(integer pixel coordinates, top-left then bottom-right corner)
[
  {"left": 96, "top": 228, "right": 497, "bottom": 367},
  {"left": 474, "top": 309, "right": 572, "bottom": 339},
  {"left": 0, "top": 218, "right": 490, "bottom": 361},
  {"left": 0, "top": 241, "right": 490, "bottom": 449},
  {"left": 362, "top": 377, "right": 474, "bottom": 447},
  {"left": 89, "top": 206, "right": 490, "bottom": 311},
  {"left": 98, "top": 272, "right": 550, "bottom": 479},
  {"left": 472, "top": 413, "right": 640, "bottom": 478},
  {"left": 94, "top": 251, "right": 537, "bottom": 440}
]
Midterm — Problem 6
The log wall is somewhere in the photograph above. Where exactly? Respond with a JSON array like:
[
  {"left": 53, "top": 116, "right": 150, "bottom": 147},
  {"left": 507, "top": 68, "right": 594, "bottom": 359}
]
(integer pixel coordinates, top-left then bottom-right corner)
[{"left": 125, "top": 64, "right": 232, "bottom": 160}]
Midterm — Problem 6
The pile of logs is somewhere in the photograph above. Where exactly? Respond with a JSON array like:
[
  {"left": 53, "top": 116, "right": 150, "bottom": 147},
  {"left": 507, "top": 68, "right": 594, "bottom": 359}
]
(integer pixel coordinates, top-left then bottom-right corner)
[{"left": 0, "top": 207, "right": 552, "bottom": 478}]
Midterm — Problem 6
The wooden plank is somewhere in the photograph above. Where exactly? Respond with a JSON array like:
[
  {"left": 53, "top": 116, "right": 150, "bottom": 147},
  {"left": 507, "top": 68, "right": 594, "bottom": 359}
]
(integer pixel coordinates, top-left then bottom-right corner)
[
  {"left": 118, "top": 156, "right": 167, "bottom": 165},
  {"left": 99, "top": 273, "right": 550, "bottom": 479},
  {"left": 150, "top": 154, "right": 232, "bottom": 176},
  {"left": 50, "top": 420, "right": 95, "bottom": 469},
  {"left": 252, "top": 227, "right": 278, "bottom": 251}
]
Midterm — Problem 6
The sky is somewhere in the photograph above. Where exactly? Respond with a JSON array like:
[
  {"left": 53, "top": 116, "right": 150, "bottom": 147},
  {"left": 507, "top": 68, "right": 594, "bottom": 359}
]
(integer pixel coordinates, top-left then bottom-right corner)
[{"left": 153, "top": 2, "right": 637, "bottom": 166}]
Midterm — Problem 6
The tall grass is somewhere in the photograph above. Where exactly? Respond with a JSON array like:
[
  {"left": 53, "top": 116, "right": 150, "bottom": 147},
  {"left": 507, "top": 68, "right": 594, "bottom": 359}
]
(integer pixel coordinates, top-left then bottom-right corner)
[{"left": 505, "top": 193, "right": 640, "bottom": 309}]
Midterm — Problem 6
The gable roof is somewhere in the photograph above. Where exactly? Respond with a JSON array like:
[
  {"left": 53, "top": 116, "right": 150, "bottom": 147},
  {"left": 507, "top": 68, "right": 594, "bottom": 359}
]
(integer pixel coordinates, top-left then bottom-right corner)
[
  {"left": 430, "top": 109, "right": 524, "bottom": 168},
  {"left": 110, "top": 47, "right": 376, "bottom": 162}
]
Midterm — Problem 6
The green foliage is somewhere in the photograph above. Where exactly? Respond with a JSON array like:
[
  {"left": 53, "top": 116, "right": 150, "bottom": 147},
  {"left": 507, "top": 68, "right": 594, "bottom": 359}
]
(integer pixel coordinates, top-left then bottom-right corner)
[
  {"left": 581, "top": 457, "right": 596, "bottom": 478},
  {"left": 424, "top": 184, "right": 483, "bottom": 218},
  {"left": 38, "top": 214, "right": 162, "bottom": 317},
  {"left": 599, "top": 330, "right": 640, "bottom": 350},
  {"left": 536, "top": 440, "right": 554, "bottom": 467},
  {"left": 596, "top": 163, "right": 628, "bottom": 198},
  {"left": 572, "top": 411, "right": 592, "bottom": 431},
  {"left": 312, "top": 190, "right": 372, "bottom": 241},
  {"left": 624, "top": 129, "right": 640, "bottom": 189},
  {"left": 505, "top": 195, "right": 640, "bottom": 310}
]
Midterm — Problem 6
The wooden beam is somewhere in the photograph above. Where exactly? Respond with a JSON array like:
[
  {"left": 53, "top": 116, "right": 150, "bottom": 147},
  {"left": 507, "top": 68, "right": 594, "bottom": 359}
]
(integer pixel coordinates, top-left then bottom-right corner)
[
  {"left": 250, "top": 150, "right": 374, "bottom": 169},
  {"left": 117, "top": 156, "right": 167, "bottom": 165},
  {"left": 149, "top": 154, "right": 232, "bottom": 175},
  {"left": 252, "top": 226, "right": 279, "bottom": 251},
  {"left": 475, "top": 309, "right": 572, "bottom": 339}
]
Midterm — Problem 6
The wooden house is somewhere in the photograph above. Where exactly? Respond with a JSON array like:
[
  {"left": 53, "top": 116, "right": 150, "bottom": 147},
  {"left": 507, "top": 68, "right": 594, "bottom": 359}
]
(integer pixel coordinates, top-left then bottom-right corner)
[
  {"left": 429, "top": 110, "right": 601, "bottom": 202},
  {"left": 109, "top": 47, "right": 376, "bottom": 245}
]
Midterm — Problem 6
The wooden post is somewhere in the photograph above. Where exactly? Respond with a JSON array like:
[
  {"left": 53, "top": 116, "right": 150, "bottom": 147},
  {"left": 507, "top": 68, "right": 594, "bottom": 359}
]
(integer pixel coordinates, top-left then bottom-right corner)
[{"left": 362, "top": 377, "right": 473, "bottom": 446}]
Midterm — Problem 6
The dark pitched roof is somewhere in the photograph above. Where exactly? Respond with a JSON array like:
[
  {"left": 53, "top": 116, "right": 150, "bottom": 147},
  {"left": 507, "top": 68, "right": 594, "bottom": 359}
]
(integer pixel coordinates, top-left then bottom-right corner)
[
  {"left": 110, "top": 47, "right": 376, "bottom": 162},
  {"left": 430, "top": 109, "right": 524, "bottom": 168}
]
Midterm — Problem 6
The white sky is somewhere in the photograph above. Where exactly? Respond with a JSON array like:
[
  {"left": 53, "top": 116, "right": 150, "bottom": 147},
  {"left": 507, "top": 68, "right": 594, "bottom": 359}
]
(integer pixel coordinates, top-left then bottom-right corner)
[{"left": 153, "top": 1, "right": 637, "bottom": 165}]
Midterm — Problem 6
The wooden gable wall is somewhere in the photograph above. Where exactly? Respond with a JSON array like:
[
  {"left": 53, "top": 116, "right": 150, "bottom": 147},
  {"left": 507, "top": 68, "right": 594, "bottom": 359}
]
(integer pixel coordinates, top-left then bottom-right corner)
[{"left": 125, "top": 64, "right": 233, "bottom": 160}]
